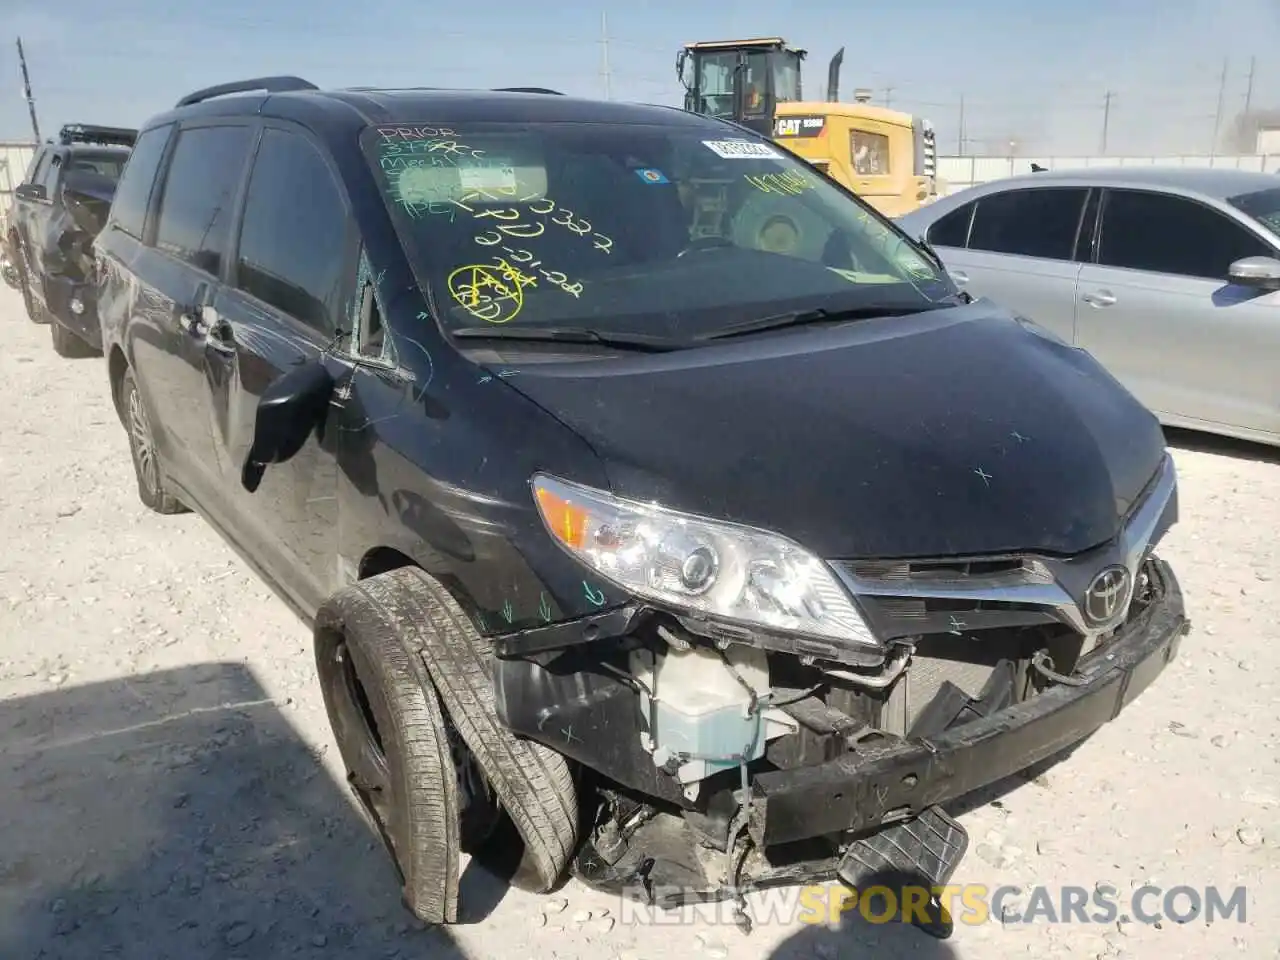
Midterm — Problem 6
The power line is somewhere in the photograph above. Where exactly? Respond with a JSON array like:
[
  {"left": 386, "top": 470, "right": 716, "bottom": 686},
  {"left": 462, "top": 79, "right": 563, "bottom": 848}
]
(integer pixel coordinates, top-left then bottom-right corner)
[
  {"left": 1101, "top": 91, "right": 1114, "bottom": 154},
  {"left": 599, "top": 10, "right": 612, "bottom": 100},
  {"left": 1211, "top": 55, "right": 1229, "bottom": 155},
  {"left": 17, "top": 36, "right": 41, "bottom": 142},
  {"left": 1244, "top": 55, "right": 1256, "bottom": 114}
]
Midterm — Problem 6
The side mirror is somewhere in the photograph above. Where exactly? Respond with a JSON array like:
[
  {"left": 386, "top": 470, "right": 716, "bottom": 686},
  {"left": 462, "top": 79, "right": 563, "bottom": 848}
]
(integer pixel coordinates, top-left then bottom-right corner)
[
  {"left": 1228, "top": 255, "right": 1280, "bottom": 291},
  {"left": 240, "top": 360, "right": 335, "bottom": 493},
  {"left": 15, "top": 183, "right": 46, "bottom": 202}
]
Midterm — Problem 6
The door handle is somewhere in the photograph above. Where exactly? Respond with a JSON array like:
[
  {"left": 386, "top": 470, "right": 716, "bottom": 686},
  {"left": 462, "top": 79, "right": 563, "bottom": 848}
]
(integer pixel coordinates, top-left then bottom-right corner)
[
  {"left": 1083, "top": 290, "right": 1117, "bottom": 307},
  {"left": 950, "top": 270, "right": 969, "bottom": 284},
  {"left": 182, "top": 308, "right": 208, "bottom": 337},
  {"left": 179, "top": 281, "right": 210, "bottom": 333}
]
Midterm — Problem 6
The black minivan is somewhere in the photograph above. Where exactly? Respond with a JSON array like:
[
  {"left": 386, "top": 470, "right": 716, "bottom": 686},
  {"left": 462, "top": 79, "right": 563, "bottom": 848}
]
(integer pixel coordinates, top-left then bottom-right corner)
[{"left": 95, "top": 77, "right": 1189, "bottom": 936}]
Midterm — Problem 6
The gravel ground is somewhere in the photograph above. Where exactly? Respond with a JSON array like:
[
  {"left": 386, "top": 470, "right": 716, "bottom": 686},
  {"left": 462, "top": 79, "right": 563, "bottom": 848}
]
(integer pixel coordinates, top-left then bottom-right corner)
[{"left": 0, "top": 284, "right": 1277, "bottom": 960}]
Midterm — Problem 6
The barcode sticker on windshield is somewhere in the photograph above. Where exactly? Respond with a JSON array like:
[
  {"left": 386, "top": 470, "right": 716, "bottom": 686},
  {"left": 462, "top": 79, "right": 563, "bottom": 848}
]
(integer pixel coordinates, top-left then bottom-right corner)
[{"left": 701, "top": 140, "right": 781, "bottom": 160}]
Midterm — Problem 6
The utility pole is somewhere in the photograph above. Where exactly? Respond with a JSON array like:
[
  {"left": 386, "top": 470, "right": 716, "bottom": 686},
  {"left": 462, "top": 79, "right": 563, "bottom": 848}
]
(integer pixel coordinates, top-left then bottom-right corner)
[
  {"left": 883, "top": 86, "right": 894, "bottom": 108},
  {"left": 1244, "top": 54, "right": 1256, "bottom": 115},
  {"left": 599, "top": 11, "right": 612, "bottom": 100},
  {"left": 1101, "top": 91, "right": 1113, "bottom": 154},
  {"left": 1211, "top": 55, "right": 1229, "bottom": 156},
  {"left": 17, "top": 37, "right": 40, "bottom": 143},
  {"left": 957, "top": 94, "right": 966, "bottom": 155}
]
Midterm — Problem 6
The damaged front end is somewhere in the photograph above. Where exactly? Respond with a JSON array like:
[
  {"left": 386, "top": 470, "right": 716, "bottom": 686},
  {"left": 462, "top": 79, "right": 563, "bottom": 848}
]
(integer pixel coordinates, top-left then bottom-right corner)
[{"left": 493, "top": 455, "right": 1188, "bottom": 935}]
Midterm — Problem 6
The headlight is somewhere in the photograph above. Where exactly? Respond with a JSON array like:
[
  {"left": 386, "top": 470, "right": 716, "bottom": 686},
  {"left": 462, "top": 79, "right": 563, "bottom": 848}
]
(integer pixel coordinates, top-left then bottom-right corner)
[{"left": 531, "top": 473, "right": 878, "bottom": 647}]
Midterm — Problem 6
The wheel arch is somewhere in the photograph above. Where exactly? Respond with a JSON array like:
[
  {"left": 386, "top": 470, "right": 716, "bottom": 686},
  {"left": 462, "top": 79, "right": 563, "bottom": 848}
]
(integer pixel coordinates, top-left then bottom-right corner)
[
  {"left": 107, "top": 344, "right": 129, "bottom": 426},
  {"left": 355, "top": 545, "right": 485, "bottom": 632}
]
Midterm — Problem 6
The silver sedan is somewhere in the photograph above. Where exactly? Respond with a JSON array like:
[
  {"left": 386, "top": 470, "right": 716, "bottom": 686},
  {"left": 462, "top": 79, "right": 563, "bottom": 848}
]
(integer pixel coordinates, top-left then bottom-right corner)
[{"left": 897, "top": 166, "right": 1280, "bottom": 448}]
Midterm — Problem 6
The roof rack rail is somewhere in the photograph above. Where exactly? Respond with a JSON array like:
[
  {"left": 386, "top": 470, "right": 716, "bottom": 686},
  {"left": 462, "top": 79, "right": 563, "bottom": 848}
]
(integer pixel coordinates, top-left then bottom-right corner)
[
  {"left": 175, "top": 76, "right": 318, "bottom": 108},
  {"left": 56, "top": 123, "right": 138, "bottom": 148},
  {"left": 493, "top": 87, "right": 565, "bottom": 95}
]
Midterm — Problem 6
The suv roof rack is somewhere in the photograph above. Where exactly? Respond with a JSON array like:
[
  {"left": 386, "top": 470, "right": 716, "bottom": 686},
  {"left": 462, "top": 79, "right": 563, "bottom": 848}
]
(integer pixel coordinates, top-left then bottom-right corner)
[
  {"left": 175, "top": 76, "right": 318, "bottom": 108},
  {"left": 493, "top": 87, "right": 564, "bottom": 95},
  {"left": 56, "top": 123, "right": 138, "bottom": 148}
]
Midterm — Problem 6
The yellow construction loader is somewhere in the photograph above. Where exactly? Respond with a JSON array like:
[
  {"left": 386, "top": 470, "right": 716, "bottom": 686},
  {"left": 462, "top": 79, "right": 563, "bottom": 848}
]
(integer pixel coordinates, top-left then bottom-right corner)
[{"left": 677, "top": 38, "right": 940, "bottom": 217}]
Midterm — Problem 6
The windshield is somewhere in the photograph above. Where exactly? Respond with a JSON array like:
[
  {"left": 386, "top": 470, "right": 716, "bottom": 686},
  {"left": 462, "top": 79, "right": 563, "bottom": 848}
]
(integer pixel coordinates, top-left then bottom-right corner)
[
  {"left": 1227, "top": 186, "right": 1280, "bottom": 240},
  {"left": 362, "top": 121, "right": 952, "bottom": 345}
]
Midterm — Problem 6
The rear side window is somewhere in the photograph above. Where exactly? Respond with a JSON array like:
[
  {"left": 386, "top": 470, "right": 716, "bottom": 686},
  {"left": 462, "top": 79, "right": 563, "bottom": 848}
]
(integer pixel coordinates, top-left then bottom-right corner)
[
  {"left": 968, "top": 187, "right": 1088, "bottom": 261},
  {"left": 234, "top": 128, "right": 348, "bottom": 335},
  {"left": 927, "top": 201, "right": 974, "bottom": 248},
  {"left": 1097, "top": 189, "right": 1273, "bottom": 280},
  {"left": 154, "top": 124, "right": 253, "bottom": 275},
  {"left": 111, "top": 124, "right": 174, "bottom": 239}
]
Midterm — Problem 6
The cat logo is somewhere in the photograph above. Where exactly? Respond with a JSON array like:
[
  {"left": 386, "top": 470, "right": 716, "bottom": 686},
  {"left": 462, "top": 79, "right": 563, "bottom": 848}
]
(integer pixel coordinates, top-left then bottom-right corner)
[{"left": 774, "top": 116, "right": 826, "bottom": 138}]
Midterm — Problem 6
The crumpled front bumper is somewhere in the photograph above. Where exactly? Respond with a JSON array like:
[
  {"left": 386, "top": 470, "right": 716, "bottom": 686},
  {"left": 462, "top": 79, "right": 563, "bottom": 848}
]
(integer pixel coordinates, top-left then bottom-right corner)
[{"left": 748, "top": 556, "right": 1188, "bottom": 848}]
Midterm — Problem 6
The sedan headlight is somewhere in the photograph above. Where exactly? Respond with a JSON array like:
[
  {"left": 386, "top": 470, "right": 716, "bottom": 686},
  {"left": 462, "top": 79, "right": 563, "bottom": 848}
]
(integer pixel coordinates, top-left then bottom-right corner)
[{"left": 531, "top": 473, "right": 877, "bottom": 647}]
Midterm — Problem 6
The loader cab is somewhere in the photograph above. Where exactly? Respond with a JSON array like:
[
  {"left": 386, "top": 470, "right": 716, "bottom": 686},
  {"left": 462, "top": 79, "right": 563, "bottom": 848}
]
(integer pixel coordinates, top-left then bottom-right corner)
[{"left": 678, "top": 38, "right": 805, "bottom": 137}]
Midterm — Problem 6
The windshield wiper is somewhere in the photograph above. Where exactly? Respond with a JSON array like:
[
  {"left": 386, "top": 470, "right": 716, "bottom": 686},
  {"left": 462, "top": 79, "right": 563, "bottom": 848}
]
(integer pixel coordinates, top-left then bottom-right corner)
[
  {"left": 450, "top": 326, "right": 680, "bottom": 352},
  {"left": 697, "top": 304, "right": 936, "bottom": 341}
]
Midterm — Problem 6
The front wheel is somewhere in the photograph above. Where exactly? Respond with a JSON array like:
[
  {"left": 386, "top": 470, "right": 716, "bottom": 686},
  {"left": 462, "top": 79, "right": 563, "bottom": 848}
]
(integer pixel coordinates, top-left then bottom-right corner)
[
  {"left": 316, "top": 573, "right": 489, "bottom": 924},
  {"left": 358, "top": 568, "right": 581, "bottom": 893},
  {"left": 11, "top": 240, "right": 42, "bottom": 323}
]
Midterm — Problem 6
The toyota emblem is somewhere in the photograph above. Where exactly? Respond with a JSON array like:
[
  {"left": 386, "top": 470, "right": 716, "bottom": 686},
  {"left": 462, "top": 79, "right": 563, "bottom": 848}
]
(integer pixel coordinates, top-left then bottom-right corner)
[{"left": 1084, "top": 565, "right": 1132, "bottom": 625}]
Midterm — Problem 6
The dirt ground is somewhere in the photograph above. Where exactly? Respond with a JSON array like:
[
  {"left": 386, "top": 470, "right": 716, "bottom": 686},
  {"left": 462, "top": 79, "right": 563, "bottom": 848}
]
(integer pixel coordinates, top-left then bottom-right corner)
[{"left": 1, "top": 284, "right": 1277, "bottom": 960}]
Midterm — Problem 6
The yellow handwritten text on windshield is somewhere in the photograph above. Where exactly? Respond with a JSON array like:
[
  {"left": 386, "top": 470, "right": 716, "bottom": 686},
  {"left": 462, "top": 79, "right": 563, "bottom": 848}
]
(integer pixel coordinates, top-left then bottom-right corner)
[
  {"left": 453, "top": 197, "right": 613, "bottom": 254},
  {"left": 446, "top": 260, "right": 537, "bottom": 324},
  {"left": 745, "top": 171, "right": 815, "bottom": 196},
  {"left": 471, "top": 233, "right": 584, "bottom": 298}
]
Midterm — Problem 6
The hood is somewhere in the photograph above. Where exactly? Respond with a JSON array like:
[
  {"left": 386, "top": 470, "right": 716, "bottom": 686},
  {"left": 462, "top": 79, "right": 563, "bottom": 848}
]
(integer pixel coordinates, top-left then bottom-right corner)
[{"left": 501, "top": 303, "right": 1167, "bottom": 560}]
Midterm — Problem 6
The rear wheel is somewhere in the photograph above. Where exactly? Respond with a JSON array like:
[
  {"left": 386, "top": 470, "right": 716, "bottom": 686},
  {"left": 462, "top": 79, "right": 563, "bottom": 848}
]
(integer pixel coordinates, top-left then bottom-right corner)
[{"left": 119, "top": 368, "right": 187, "bottom": 514}]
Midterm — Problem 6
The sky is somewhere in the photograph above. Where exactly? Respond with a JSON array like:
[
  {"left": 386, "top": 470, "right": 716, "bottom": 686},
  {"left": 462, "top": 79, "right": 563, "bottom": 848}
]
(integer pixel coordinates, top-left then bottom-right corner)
[{"left": 3, "top": 0, "right": 1279, "bottom": 157}]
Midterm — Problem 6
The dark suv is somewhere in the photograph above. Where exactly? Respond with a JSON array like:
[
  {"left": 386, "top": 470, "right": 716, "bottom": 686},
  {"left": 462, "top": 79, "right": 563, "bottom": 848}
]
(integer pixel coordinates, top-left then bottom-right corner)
[
  {"left": 95, "top": 76, "right": 1189, "bottom": 937},
  {"left": 7, "top": 123, "right": 136, "bottom": 356}
]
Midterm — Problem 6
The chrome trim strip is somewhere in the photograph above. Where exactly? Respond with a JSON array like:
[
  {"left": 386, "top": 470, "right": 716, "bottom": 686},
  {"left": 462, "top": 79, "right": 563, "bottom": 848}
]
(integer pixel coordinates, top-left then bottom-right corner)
[
  {"left": 834, "top": 454, "right": 1178, "bottom": 649},
  {"left": 1121, "top": 452, "right": 1177, "bottom": 579}
]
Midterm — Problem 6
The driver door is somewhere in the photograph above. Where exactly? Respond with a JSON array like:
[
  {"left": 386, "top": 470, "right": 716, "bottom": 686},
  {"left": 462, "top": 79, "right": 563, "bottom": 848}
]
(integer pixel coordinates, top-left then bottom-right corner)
[{"left": 203, "top": 123, "right": 358, "bottom": 614}]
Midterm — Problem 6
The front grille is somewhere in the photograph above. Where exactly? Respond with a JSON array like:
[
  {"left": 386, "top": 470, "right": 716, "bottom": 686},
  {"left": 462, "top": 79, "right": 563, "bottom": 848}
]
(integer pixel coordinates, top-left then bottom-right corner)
[{"left": 832, "top": 454, "right": 1178, "bottom": 650}]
